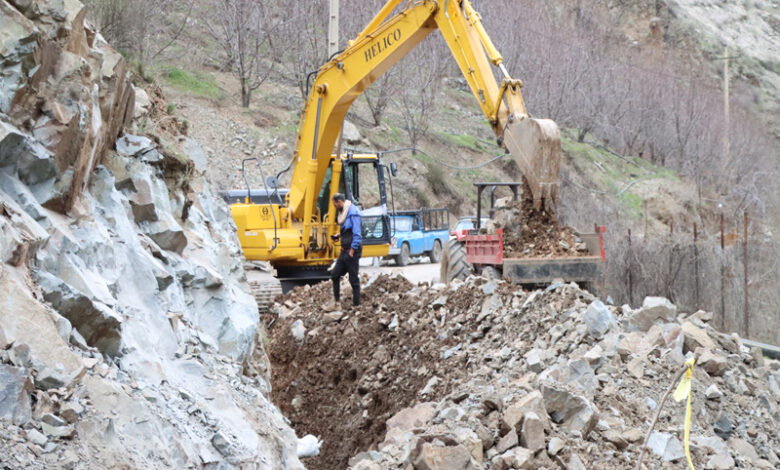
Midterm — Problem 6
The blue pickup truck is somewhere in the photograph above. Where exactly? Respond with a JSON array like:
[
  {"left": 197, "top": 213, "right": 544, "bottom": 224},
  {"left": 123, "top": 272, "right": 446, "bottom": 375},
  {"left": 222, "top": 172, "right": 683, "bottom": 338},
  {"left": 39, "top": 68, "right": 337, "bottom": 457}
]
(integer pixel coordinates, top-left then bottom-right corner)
[{"left": 386, "top": 208, "right": 450, "bottom": 266}]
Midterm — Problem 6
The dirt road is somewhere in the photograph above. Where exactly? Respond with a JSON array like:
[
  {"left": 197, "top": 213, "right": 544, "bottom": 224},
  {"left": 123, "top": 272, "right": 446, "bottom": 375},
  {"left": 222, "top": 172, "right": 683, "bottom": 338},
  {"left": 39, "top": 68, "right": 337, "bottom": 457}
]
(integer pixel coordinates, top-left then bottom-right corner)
[{"left": 362, "top": 260, "right": 441, "bottom": 284}]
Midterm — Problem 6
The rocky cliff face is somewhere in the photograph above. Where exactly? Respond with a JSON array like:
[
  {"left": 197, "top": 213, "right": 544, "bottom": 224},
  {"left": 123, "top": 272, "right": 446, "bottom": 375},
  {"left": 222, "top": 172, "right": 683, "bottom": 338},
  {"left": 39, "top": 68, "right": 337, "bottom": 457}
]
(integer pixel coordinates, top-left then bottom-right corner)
[{"left": 0, "top": 1, "right": 302, "bottom": 468}]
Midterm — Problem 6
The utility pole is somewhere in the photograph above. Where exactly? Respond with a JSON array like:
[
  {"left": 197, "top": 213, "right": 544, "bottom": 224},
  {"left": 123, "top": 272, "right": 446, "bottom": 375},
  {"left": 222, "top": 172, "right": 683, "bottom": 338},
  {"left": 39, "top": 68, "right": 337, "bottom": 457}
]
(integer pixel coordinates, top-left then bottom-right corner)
[
  {"left": 328, "top": 0, "right": 340, "bottom": 58},
  {"left": 723, "top": 45, "right": 730, "bottom": 163},
  {"left": 713, "top": 47, "right": 740, "bottom": 179}
]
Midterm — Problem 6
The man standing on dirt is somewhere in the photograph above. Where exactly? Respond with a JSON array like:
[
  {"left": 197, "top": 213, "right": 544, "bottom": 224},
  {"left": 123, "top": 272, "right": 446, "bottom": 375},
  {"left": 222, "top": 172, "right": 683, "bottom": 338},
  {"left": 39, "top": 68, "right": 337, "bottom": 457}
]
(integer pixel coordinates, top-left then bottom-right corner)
[{"left": 330, "top": 193, "right": 362, "bottom": 306}]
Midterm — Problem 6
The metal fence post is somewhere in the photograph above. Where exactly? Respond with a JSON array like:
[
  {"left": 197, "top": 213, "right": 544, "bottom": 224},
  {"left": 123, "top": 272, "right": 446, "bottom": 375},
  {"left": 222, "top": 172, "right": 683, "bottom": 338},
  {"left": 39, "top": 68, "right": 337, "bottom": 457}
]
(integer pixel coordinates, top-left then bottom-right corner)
[
  {"left": 743, "top": 211, "right": 749, "bottom": 338},
  {"left": 693, "top": 223, "right": 699, "bottom": 310},
  {"left": 627, "top": 228, "right": 633, "bottom": 306},
  {"left": 720, "top": 213, "right": 725, "bottom": 331}
]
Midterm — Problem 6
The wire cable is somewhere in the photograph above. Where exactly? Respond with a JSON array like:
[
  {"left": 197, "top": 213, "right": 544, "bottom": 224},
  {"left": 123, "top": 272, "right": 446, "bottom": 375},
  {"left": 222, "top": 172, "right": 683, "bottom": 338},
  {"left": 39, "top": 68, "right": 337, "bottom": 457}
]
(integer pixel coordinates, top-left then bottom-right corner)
[{"left": 344, "top": 146, "right": 509, "bottom": 170}]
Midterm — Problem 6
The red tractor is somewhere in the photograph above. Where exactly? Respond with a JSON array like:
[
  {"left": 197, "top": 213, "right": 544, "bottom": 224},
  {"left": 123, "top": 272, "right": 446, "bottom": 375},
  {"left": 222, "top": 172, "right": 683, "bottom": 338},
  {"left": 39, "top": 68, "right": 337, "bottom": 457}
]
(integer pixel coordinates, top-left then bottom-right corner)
[{"left": 441, "top": 183, "right": 606, "bottom": 292}]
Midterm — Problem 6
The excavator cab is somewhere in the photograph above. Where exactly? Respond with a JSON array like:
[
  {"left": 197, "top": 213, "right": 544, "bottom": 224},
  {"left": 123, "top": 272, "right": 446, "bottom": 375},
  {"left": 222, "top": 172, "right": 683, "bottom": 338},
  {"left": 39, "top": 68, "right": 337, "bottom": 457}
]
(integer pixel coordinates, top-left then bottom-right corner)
[
  {"left": 328, "top": 153, "right": 392, "bottom": 253},
  {"left": 232, "top": 152, "right": 392, "bottom": 291}
]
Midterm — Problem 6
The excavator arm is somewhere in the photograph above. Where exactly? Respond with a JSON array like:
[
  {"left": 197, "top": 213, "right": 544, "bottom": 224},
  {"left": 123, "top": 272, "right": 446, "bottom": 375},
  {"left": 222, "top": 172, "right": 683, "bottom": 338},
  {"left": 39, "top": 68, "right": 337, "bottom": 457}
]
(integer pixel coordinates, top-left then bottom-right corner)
[{"left": 287, "top": 0, "right": 561, "bottom": 248}]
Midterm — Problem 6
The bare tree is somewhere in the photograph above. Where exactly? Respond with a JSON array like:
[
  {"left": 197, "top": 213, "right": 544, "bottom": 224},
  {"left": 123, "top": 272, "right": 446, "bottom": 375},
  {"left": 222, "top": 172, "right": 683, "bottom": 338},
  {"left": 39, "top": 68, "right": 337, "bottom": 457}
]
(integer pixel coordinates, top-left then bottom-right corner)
[
  {"left": 84, "top": 0, "right": 193, "bottom": 78},
  {"left": 393, "top": 38, "right": 446, "bottom": 149},
  {"left": 204, "top": 0, "right": 277, "bottom": 107},
  {"left": 272, "top": 0, "right": 329, "bottom": 99}
]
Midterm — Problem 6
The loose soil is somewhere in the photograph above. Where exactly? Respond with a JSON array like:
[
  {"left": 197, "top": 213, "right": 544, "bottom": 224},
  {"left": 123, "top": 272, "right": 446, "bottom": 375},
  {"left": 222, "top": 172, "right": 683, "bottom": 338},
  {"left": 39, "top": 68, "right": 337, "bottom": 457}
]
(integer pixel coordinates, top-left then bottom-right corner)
[
  {"left": 501, "top": 204, "right": 582, "bottom": 258},
  {"left": 497, "top": 182, "right": 586, "bottom": 258},
  {"left": 266, "top": 274, "right": 508, "bottom": 469}
]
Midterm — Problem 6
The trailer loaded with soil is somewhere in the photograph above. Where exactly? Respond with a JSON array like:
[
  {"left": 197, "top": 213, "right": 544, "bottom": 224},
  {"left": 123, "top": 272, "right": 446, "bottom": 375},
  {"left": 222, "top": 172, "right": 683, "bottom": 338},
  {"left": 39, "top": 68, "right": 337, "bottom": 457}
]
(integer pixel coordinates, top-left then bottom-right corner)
[{"left": 441, "top": 182, "right": 605, "bottom": 292}]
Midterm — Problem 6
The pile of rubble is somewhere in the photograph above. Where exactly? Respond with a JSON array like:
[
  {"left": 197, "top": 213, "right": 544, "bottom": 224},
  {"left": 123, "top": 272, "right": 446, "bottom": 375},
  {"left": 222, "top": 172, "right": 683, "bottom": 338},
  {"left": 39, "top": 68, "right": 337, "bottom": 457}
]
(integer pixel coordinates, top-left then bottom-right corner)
[{"left": 268, "top": 274, "right": 780, "bottom": 470}]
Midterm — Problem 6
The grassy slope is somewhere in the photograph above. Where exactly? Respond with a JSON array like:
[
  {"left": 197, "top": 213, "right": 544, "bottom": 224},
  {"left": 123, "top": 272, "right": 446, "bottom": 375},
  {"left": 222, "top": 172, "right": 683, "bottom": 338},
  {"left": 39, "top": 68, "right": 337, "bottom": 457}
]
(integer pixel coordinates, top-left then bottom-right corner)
[{"left": 157, "top": 66, "right": 702, "bottom": 235}]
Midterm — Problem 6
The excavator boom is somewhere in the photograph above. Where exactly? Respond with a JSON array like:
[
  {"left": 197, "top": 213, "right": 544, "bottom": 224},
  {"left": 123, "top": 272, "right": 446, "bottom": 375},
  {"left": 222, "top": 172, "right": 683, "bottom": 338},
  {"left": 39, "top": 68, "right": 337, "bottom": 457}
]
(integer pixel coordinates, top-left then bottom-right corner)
[
  {"left": 232, "top": 0, "right": 562, "bottom": 287},
  {"left": 288, "top": 0, "right": 561, "bottom": 226}
]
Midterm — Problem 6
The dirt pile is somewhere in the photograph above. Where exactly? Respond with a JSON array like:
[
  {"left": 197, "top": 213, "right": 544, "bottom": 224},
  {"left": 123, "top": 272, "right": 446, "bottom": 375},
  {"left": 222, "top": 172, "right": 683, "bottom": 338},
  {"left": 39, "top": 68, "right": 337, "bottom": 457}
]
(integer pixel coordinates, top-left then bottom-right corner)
[
  {"left": 267, "top": 274, "right": 484, "bottom": 469},
  {"left": 487, "top": 185, "right": 587, "bottom": 258},
  {"left": 268, "top": 274, "right": 780, "bottom": 470}
]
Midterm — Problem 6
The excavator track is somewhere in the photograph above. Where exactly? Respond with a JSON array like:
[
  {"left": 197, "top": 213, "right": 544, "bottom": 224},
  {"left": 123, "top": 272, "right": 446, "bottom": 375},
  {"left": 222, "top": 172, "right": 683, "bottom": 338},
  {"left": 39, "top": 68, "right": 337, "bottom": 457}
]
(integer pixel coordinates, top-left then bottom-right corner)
[{"left": 249, "top": 277, "right": 283, "bottom": 313}]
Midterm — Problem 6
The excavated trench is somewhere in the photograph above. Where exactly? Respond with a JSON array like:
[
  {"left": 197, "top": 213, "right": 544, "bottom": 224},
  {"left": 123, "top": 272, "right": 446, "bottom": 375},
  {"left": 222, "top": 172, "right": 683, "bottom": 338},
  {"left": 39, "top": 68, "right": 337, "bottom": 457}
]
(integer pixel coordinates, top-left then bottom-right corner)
[{"left": 264, "top": 275, "right": 483, "bottom": 469}]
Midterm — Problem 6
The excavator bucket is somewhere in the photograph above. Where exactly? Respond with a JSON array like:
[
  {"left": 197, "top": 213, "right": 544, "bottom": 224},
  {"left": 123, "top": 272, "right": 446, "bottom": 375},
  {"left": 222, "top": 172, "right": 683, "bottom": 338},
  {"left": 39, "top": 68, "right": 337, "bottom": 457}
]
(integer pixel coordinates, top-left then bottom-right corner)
[{"left": 502, "top": 117, "right": 562, "bottom": 211}]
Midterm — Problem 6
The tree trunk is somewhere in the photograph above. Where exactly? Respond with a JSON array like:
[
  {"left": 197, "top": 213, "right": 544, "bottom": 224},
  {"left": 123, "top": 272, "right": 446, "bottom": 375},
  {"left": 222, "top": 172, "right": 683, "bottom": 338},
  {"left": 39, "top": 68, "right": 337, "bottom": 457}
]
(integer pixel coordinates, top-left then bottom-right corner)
[{"left": 241, "top": 85, "right": 251, "bottom": 108}]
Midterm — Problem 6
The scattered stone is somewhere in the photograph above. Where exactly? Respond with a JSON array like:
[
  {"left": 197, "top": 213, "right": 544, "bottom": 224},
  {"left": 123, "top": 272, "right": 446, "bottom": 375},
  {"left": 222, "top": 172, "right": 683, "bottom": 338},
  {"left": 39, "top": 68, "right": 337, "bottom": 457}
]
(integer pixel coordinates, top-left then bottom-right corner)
[
  {"left": 706, "top": 384, "right": 724, "bottom": 400},
  {"left": 713, "top": 413, "right": 733, "bottom": 440},
  {"left": 115, "top": 134, "right": 154, "bottom": 157},
  {"left": 547, "top": 437, "right": 565, "bottom": 456},
  {"left": 495, "top": 429, "right": 518, "bottom": 453},
  {"left": 491, "top": 447, "right": 533, "bottom": 470},
  {"left": 481, "top": 282, "right": 498, "bottom": 295},
  {"left": 568, "top": 454, "right": 587, "bottom": 470},
  {"left": 525, "top": 348, "right": 544, "bottom": 373},
  {"left": 41, "top": 413, "right": 67, "bottom": 427},
  {"left": 627, "top": 356, "right": 645, "bottom": 379},
  {"left": 681, "top": 321, "right": 716, "bottom": 352},
  {"left": 341, "top": 121, "right": 363, "bottom": 144},
  {"left": 583, "top": 299, "right": 615, "bottom": 339},
  {"left": 25, "top": 428, "right": 48, "bottom": 446},
  {"left": 296, "top": 434, "right": 322, "bottom": 458},
  {"left": 707, "top": 453, "right": 735, "bottom": 470},
  {"left": 410, "top": 436, "right": 475, "bottom": 470},
  {"left": 432, "top": 296, "right": 448, "bottom": 310},
  {"left": 41, "top": 422, "right": 75, "bottom": 439},
  {"left": 603, "top": 429, "right": 628, "bottom": 450},
  {"left": 583, "top": 345, "right": 603, "bottom": 366},
  {"left": 502, "top": 391, "right": 549, "bottom": 434},
  {"left": 622, "top": 428, "right": 644, "bottom": 443},
  {"left": 420, "top": 376, "right": 440, "bottom": 396},
  {"left": 728, "top": 437, "right": 759, "bottom": 463},
  {"left": 646, "top": 431, "right": 684, "bottom": 462},
  {"left": 290, "top": 320, "right": 305, "bottom": 342},
  {"left": 699, "top": 349, "right": 728, "bottom": 376},
  {"left": 519, "top": 411, "right": 545, "bottom": 452},
  {"left": 387, "top": 403, "right": 436, "bottom": 432},
  {"left": 211, "top": 431, "right": 232, "bottom": 456},
  {"left": 690, "top": 310, "right": 713, "bottom": 323},
  {"left": 482, "top": 395, "right": 501, "bottom": 412},
  {"left": 541, "top": 385, "right": 599, "bottom": 437},
  {"left": 0, "top": 364, "right": 33, "bottom": 425},
  {"left": 323, "top": 310, "right": 344, "bottom": 323},
  {"left": 628, "top": 297, "right": 677, "bottom": 331}
]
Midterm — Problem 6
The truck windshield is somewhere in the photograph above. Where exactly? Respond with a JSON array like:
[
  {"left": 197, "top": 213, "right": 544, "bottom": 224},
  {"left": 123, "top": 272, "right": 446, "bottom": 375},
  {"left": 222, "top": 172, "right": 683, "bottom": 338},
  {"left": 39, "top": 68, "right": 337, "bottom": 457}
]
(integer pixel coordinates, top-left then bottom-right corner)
[{"left": 391, "top": 217, "right": 413, "bottom": 232}]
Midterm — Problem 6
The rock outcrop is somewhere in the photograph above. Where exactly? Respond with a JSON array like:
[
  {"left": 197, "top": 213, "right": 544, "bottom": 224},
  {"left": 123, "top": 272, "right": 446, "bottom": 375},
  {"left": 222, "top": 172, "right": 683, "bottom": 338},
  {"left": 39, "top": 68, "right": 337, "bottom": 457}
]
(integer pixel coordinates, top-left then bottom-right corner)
[{"left": 0, "top": 1, "right": 302, "bottom": 468}]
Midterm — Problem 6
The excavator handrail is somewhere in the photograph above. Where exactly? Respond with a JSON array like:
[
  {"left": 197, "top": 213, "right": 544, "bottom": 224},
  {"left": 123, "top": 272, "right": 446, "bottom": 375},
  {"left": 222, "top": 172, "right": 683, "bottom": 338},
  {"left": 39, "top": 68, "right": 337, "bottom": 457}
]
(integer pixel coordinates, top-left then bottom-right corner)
[{"left": 241, "top": 157, "right": 279, "bottom": 251}]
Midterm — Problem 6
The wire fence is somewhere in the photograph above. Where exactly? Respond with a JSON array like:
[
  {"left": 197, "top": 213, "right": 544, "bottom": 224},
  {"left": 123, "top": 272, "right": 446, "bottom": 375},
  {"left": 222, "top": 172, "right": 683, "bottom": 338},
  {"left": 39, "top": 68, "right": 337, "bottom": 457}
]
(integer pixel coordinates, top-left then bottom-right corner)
[{"left": 601, "top": 213, "right": 779, "bottom": 345}]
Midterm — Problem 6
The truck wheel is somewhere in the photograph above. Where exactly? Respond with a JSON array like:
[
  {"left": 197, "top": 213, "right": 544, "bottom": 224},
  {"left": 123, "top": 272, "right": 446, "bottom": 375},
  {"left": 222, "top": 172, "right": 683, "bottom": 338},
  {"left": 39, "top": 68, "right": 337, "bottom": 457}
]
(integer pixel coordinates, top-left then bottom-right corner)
[
  {"left": 428, "top": 239, "right": 443, "bottom": 263},
  {"left": 440, "top": 240, "right": 471, "bottom": 284},
  {"left": 395, "top": 243, "right": 411, "bottom": 266}
]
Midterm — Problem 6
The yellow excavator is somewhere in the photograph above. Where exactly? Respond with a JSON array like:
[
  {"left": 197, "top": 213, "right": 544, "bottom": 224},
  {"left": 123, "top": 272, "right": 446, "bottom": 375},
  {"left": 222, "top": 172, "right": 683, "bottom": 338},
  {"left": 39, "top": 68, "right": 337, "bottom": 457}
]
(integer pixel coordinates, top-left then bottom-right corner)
[{"left": 229, "top": 0, "right": 561, "bottom": 302}]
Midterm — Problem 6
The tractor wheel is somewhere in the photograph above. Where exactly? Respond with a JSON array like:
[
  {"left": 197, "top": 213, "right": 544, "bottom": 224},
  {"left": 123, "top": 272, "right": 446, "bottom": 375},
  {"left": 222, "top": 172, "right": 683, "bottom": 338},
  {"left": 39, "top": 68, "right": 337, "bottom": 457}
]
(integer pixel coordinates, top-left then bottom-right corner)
[
  {"left": 440, "top": 239, "right": 471, "bottom": 284},
  {"left": 428, "top": 239, "right": 443, "bottom": 263},
  {"left": 481, "top": 265, "right": 501, "bottom": 280},
  {"left": 395, "top": 243, "right": 411, "bottom": 266}
]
